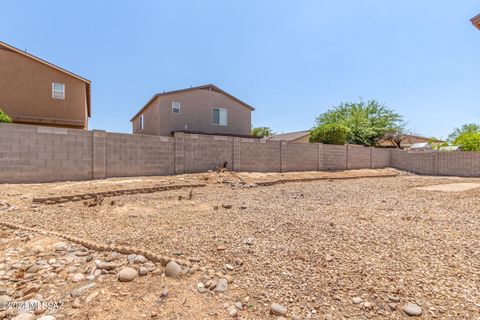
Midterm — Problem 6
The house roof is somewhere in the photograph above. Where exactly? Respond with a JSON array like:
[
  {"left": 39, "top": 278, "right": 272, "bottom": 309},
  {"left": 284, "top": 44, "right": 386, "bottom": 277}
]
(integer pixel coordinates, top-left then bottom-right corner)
[
  {"left": 130, "top": 84, "right": 255, "bottom": 121},
  {"left": 0, "top": 41, "right": 91, "bottom": 117},
  {"left": 410, "top": 142, "right": 431, "bottom": 149},
  {"left": 439, "top": 145, "right": 461, "bottom": 151},
  {"left": 377, "top": 134, "right": 444, "bottom": 148},
  {"left": 471, "top": 14, "right": 480, "bottom": 30},
  {"left": 269, "top": 130, "right": 310, "bottom": 141}
]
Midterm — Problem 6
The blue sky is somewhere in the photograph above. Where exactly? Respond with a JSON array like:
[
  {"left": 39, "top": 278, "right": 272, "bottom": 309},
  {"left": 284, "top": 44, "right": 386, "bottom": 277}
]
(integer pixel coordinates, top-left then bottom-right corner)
[{"left": 1, "top": 1, "right": 479, "bottom": 139}]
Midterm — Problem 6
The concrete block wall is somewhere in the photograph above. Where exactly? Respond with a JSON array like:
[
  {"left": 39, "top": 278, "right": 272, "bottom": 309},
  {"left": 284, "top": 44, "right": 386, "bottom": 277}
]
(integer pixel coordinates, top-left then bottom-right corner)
[
  {"left": 105, "top": 132, "right": 174, "bottom": 177},
  {"left": 3, "top": 123, "right": 480, "bottom": 182},
  {"left": 347, "top": 145, "right": 371, "bottom": 169},
  {"left": 183, "top": 133, "right": 234, "bottom": 173},
  {"left": 0, "top": 123, "right": 92, "bottom": 183},
  {"left": 323, "top": 144, "right": 347, "bottom": 170},
  {"left": 239, "top": 138, "right": 282, "bottom": 172},
  {"left": 371, "top": 148, "right": 390, "bottom": 168},
  {"left": 286, "top": 142, "right": 319, "bottom": 171}
]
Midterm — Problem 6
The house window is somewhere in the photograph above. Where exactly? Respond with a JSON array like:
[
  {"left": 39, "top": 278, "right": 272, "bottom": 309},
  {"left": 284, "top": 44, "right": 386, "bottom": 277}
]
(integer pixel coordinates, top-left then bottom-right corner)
[
  {"left": 140, "top": 114, "right": 144, "bottom": 130},
  {"left": 213, "top": 108, "right": 227, "bottom": 126},
  {"left": 52, "top": 83, "right": 65, "bottom": 99},
  {"left": 172, "top": 101, "right": 181, "bottom": 114}
]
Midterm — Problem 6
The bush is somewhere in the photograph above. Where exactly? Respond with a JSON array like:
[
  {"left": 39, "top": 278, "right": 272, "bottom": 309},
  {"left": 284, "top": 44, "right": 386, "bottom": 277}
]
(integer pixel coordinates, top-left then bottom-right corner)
[
  {"left": 0, "top": 109, "right": 12, "bottom": 123},
  {"left": 309, "top": 123, "right": 349, "bottom": 145},
  {"left": 453, "top": 132, "right": 480, "bottom": 151}
]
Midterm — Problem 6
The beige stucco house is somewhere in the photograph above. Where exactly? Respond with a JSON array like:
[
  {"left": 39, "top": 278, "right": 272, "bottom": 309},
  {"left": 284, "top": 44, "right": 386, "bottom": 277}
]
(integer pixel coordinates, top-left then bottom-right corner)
[
  {"left": 0, "top": 41, "right": 91, "bottom": 129},
  {"left": 131, "top": 84, "right": 254, "bottom": 137},
  {"left": 269, "top": 130, "right": 311, "bottom": 143},
  {"left": 472, "top": 14, "right": 480, "bottom": 30}
]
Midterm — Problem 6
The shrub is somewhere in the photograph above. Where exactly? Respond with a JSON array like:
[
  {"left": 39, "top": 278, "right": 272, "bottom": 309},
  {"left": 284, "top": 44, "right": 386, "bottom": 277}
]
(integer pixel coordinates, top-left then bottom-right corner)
[
  {"left": 309, "top": 123, "right": 349, "bottom": 145},
  {"left": 0, "top": 109, "right": 12, "bottom": 123},
  {"left": 453, "top": 132, "right": 480, "bottom": 151}
]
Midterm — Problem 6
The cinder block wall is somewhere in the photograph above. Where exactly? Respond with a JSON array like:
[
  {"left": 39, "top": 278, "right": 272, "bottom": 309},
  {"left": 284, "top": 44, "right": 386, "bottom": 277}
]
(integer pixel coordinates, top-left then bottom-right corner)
[
  {"left": 0, "top": 123, "right": 92, "bottom": 183},
  {"left": 2, "top": 123, "right": 480, "bottom": 183}
]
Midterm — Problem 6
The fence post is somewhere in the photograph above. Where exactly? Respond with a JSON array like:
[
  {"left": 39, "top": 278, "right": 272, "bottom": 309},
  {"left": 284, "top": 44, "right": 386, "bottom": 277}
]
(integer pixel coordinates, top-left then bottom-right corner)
[
  {"left": 174, "top": 132, "right": 185, "bottom": 175},
  {"left": 346, "top": 144, "right": 350, "bottom": 170},
  {"left": 233, "top": 137, "right": 241, "bottom": 172},
  {"left": 435, "top": 151, "right": 439, "bottom": 176},
  {"left": 280, "top": 141, "right": 287, "bottom": 173},
  {"left": 92, "top": 130, "right": 106, "bottom": 179},
  {"left": 318, "top": 143, "right": 324, "bottom": 171},
  {"left": 370, "top": 147, "right": 374, "bottom": 169}
]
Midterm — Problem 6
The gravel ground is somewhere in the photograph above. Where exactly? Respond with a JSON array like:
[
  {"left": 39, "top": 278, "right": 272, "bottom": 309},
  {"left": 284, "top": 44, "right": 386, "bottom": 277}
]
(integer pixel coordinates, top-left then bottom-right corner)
[{"left": 1, "top": 170, "right": 480, "bottom": 319}]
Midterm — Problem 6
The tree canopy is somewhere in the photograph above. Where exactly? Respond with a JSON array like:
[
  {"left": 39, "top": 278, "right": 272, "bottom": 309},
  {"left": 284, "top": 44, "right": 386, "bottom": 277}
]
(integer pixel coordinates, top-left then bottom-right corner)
[
  {"left": 453, "top": 132, "right": 480, "bottom": 151},
  {"left": 251, "top": 126, "right": 273, "bottom": 138},
  {"left": 312, "top": 100, "right": 403, "bottom": 146},
  {"left": 448, "top": 123, "right": 480, "bottom": 142},
  {"left": 309, "top": 123, "right": 348, "bottom": 144}
]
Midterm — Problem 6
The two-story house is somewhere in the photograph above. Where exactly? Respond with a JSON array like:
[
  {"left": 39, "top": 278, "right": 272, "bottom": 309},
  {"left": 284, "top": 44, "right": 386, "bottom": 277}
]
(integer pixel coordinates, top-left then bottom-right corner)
[
  {"left": 130, "top": 84, "right": 254, "bottom": 137},
  {"left": 0, "top": 41, "right": 91, "bottom": 129}
]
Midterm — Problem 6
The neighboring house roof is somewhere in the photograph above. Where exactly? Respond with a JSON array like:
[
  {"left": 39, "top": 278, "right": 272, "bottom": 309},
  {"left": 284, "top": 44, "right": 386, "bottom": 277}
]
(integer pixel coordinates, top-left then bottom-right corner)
[
  {"left": 270, "top": 130, "right": 310, "bottom": 141},
  {"left": 377, "top": 134, "right": 444, "bottom": 148},
  {"left": 410, "top": 142, "right": 431, "bottom": 149},
  {"left": 0, "top": 41, "right": 91, "bottom": 117},
  {"left": 439, "top": 146, "right": 461, "bottom": 152},
  {"left": 471, "top": 14, "right": 480, "bottom": 30},
  {"left": 130, "top": 84, "right": 255, "bottom": 121},
  {"left": 172, "top": 130, "right": 258, "bottom": 139}
]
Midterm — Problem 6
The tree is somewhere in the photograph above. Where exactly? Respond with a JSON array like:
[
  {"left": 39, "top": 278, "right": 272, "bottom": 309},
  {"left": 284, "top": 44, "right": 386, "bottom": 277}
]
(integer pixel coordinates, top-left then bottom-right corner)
[
  {"left": 251, "top": 126, "right": 273, "bottom": 138},
  {"left": 313, "top": 99, "right": 403, "bottom": 146},
  {"left": 309, "top": 123, "right": 349, "bottom": 145},
  {"left": 0, "top": 109, "right": 12, "bottom": 123},
  {"left": 453, "top": 132, "right": 480, "bottom": 151},
  {"left": 448, "top": 123, "right": 480, "bottom": 142}
]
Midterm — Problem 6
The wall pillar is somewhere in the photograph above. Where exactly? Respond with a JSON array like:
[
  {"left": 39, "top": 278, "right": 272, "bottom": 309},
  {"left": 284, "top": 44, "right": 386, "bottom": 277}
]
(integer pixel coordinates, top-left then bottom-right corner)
[
  {"left": 92, "top": 130, "right": 106, "bottom": 179},
  {"left": 280, "top": 141, "right": 287, "bottom": 173},
  {"left": 318, "top": 143, "right": 324, "bottom": 171},
  {"left": 174, "top": 132, "right": 185, "bottom": 174},
  {"left": 233, "top": 137, "right": 241, "bottom": 172},
  {"left": 346, "top": 144, "right": 350, "bottom": 170},
  {"left": 370, "top": 147, "right": 374, "bottom": 169}
]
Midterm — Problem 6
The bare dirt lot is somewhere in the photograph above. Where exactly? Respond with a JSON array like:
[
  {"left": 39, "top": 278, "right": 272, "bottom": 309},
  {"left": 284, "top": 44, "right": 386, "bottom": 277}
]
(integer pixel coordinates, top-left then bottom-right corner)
[{"left": 1, "top": 169, "right": 480, "bottom": 319}]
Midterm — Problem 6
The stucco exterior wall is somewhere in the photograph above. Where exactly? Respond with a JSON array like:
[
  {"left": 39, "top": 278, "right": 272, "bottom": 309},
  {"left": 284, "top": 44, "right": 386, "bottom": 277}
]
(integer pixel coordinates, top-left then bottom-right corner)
[
  {"left": 0, "top": 46, "right": 89, "bottom": 129},
  {"left": 132, "top": 88, "right": 251, "bottom": 136}
]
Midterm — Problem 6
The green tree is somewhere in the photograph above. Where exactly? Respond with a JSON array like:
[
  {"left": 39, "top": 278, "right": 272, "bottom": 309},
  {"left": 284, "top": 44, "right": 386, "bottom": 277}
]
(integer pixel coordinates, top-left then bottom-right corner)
[
  {"left": 453, "top": 132, "right": 480, "bottom": 151},
  {"left": 313, "top": 99, "right": 403, "bottom": 146},
  {"left": 251, "top": 126, "right": 273, "bottom": 138},
  {"left": 448, "top": 123, "right": 480, "bottom": 142},
  {"left": 309, "top": 123, "right": 349, "bottom": 145},
  {"left": 0, "top": 109, "right": 12, "bottom": 123}
]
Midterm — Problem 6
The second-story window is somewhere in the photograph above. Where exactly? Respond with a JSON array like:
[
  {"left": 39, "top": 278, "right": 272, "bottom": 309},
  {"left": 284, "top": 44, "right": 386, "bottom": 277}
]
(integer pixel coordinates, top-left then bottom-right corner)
[
  {"left": 52, "top": 83, "right": 65, "bottom": 99},
  {"left": 172, "top": 101, "right": 181, "bottom": 114},
  {"left": 213, "top": 108, "right": 227, "bottom": 126},
  {"left": 140, "top": 114, "right": 144, "bottom": 130}
]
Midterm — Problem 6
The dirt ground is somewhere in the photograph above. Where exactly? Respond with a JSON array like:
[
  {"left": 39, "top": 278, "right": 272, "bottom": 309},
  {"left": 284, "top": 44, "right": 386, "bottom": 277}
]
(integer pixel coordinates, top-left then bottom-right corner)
[{"left": 1, "top": 169, "right": 480, "bottom": 319}]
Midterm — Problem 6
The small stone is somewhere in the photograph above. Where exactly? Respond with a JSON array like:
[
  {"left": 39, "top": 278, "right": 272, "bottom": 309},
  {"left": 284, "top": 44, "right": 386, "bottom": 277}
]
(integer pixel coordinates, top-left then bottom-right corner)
[
  {"left": 270, "top": 303, "right": 287, "bottom": 316},
  {"left": 165, "top": 261, "right": 182, "bottom": 278},
  {"left": 134, "top": 255, "right": 147, "bottom": 264},
  {"left": 53, "top": 242, "right": 68, "bottom": 251},
  {"left": 117, "top": 267, "right": 138, "bottom": 282},
  {"left": 71, "top": 273, "right": 85, "bottom": 283},
  {"left": 222, "top": 204, "right": 232, "bottom": 209},
  {"left": 160, "top": 288, "right": 169, "bottom": 298},
  {"left": 227, "top": 305, "right": 238, "bottom": 318},
  {"left": 197, "top": 283, "right": 208, "bottom": 294},
  {"left": 72, "top": 299, "right": 82, "bottom": 308},
  {"left": 389, "top": 303, "right": 398, "bottom": 310},
  {"left": 234, "top": 301, "right": 243, "bottom": 310},
  {"left": 37, "top": 316, "right": 56, "bottom": 320},
  {"left": 403, "top": 303, "right": 422, "bottom": 316},
  {"left": 139, "top": 267, "right": 148, "bottom": 276},
  {"left": 215, "top": 278, "right": 228, "bottom": 292},
  {"left": 325, "top": 254, "right": 334, "bottom": 262},
  {"left": 352, "top": 297, "right": 363, "bottom": 304},
  {"left": 244, "top": 237, "right": 255, "bottom": 245},
  {"left": 225, "top": 264, "right": 235, "bottom": 271},
  {"left": 26, "top": 265, "right": 40, "bottom": 274},
  {"left": 95, "top": 260, "right": 117, "bottom": 270},
  {"left": 127, "top": 254, "right": 137, "bottom": 263},
  {"left": 363, "top": 301, "right": 373, "bottom": 309}
]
